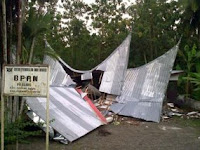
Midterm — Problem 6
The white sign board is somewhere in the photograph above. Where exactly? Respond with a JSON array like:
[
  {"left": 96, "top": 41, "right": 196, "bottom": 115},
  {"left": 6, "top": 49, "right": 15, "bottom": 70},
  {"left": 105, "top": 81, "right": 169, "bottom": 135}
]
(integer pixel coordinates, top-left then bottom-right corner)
[{"left": 3, "top": 65, "right": 50, "bottom": 97}]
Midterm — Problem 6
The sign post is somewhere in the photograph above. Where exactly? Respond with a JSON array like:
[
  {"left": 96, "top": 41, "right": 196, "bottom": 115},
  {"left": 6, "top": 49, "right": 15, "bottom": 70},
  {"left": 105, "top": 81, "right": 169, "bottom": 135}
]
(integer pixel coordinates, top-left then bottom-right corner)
[
  {"left": 46, "top": 69, "right": 50, "bottom": 150},
  {"left": 1, "top": 67, "right": 5, "bottom": 150},
  {"left": 1, "top": 65, "right": 50, "bottom": 150}
]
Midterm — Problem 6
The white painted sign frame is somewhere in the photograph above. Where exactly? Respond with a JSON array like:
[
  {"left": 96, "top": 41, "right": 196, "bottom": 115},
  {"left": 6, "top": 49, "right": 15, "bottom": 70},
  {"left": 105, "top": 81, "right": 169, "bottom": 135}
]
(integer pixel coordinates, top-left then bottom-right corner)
[
  {"left": 3, "top": 65, "right": 49, "bottom": 97},
  {"left": 1, "top": 64, "right": 50, "bottom": 150}
]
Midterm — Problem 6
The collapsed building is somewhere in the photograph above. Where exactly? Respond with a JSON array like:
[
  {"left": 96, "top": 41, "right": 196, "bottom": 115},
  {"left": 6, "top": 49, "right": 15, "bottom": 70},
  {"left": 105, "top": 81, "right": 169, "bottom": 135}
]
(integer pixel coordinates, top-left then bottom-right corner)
[{"left": 25, "top": 34, "right": 181, "bottom": 144}]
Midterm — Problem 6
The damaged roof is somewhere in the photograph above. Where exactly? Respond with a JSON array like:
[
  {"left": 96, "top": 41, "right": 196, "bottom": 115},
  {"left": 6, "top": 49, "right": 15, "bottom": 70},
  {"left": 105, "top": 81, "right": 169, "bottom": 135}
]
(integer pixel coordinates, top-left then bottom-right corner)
[
  {"left": 111, "top": 42, "right": 180, "bottom": 122},
  {"left": 26, "top": 86, "right": 105, "bottom": 142},
  {"left": 45, "top": 34, "right": 132, "bottom": 95}
]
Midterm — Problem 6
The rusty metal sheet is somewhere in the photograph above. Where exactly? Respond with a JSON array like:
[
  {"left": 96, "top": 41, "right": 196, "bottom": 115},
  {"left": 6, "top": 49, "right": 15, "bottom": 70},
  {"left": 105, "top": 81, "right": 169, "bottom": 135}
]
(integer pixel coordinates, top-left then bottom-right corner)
[{"left": 111, "top": 42, "right": 179, "bottom": 122}]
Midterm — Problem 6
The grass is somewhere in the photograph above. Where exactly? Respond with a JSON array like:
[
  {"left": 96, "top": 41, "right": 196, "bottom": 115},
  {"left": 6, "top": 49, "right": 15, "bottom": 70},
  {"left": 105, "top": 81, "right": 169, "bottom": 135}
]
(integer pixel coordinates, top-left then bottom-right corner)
[{"left": 172, "top": 116, "right": 200, "bottom": 128}]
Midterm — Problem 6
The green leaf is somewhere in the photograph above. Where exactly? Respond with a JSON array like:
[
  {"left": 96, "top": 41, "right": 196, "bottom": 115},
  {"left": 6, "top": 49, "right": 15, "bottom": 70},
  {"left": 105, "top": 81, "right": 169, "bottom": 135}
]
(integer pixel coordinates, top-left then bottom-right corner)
[
  {"left": 191, "top": 45, "right": 197, "bottom": 56},
  {"left": 196, "top": 51, "right": 200, "bottom": 58},
  {"left": 176, "top": 64, "right": 182, "bottom": 70},
  {"left": 196, "top": 63, "right": 200, "bottom": 73}
]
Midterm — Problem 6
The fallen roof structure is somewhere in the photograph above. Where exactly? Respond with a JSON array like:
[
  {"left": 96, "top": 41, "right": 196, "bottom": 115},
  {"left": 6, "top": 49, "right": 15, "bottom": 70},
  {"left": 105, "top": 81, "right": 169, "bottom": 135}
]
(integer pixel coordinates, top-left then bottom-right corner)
[
  {"left": 110, "top": 42, "right": 180, "bottom": 122},
  {"left": 43, "top": 55, "right": 76, "bottom": 86},
  {"left": 97, "top": 34, "right": 131, "bottom": 95},
  {"left": 26, "top": 34, "right": 181, "bottom": 146},
  {"left": 26, "top": 54, "right": 106, "bottom": 143},
  {"left": 45, "top": 34, "right": 132, "bottom": 95},
  {"left": 26, "top": 86, "right": 105, "bottom": 142},
  {"left": 25, "top": 35, "right": 131, "bottom": 143}
]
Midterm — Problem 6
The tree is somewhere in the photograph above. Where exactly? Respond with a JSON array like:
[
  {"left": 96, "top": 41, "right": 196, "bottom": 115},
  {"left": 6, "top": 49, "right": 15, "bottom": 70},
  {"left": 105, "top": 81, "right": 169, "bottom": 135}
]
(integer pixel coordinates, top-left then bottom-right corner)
[
  {"left": 127, "top": 0, "right": 181, "bottom": 66},
  {"left": 0, "top": 2, "right": 61, "bottom": 149},
  {"left": 56, "top": 0, "right": 132, "bottom": 70},
  {"left": 22, "top": 2, "right": 52, "bottom": 64},
  {"left": 90, "top": 0, "right": 131, "bottom": 62},
  {"left": 180, "top": 0, "right": 200, "bottom": 42}
]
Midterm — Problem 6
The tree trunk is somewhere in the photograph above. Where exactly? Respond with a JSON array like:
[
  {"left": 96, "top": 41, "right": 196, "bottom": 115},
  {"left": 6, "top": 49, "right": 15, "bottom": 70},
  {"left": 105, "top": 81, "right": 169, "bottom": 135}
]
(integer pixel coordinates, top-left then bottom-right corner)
[
  {"left": 28, "top": 37, "right": 36, "bottom": 64},
  {"left": 7, "top": 1, "right": 14, "bottom": 124},
  {"left": 15, "top": 0, "right": 23, "bottom": 124},
  {"left": 16, "top": 0, "right": 23, "bottom": 64},
  {"left": 8, "top": 0, "right": 13, "bottom": 64},
  {"left": 1, "top": 1, "right": 7, "bottom": 149},
  {"left": 2, "top": 0, "right": 7, "bottom": 64},
  {"left": 143, "top": 51, "right": 147, "bottom": 64}
]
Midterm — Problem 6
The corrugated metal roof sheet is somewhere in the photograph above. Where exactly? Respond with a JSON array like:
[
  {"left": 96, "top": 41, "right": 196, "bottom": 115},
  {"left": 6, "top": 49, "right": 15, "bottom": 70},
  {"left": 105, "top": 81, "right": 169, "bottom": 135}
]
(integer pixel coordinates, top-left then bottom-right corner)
[
  {"left": 43, "top": 55, "right": 76, "bottom": 86},
  {"left": 111, "top": 101, "right": 163, "bottom": 122},
  {"left": 171, "top": 70, "right": 184, "bottom": 74},
  {"left": 26, "top": 86, "right": 104, "bottom": 142},
  {"left": 98, "top": 34, "right": 131, "bottom": 95},
  {"left": 45, "top": 34, "right": 131, "bottom": 95},
  {"left": 111, "top": 42, "right": 179, "bottom": 122},
  {"left": 81, "top": 72, "right": 93, "bottom": 80}
]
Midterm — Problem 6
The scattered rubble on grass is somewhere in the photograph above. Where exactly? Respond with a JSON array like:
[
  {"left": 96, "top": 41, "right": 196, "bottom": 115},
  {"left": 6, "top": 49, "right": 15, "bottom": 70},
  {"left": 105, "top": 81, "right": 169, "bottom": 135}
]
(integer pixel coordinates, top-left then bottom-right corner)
[
  {"left": 162, "top": 102, "right": 200, "bottom": 121},
  {"left": 92, "top": 92, "right": 200, "bottom": 125},
  {"left": 89, "top": 93, "right": 142, "bottom": 126}
]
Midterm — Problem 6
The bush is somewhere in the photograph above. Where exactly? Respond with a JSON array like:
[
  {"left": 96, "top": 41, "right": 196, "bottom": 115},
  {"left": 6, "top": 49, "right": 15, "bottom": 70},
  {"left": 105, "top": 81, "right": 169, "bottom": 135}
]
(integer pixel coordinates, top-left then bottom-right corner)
[{"left": 0, "top": 117, "right": 42, "bottom": 148}]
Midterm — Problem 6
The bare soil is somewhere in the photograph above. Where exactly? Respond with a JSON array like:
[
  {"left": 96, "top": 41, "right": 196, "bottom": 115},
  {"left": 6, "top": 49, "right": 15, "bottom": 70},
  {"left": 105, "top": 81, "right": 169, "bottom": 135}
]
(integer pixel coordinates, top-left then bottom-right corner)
[{"left": 8, "top": 117, "right": 200, "bottom": 150}]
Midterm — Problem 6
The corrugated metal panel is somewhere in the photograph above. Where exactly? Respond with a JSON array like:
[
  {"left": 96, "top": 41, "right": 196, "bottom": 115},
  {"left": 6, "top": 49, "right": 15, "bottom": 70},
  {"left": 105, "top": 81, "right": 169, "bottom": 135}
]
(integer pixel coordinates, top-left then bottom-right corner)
[
  {"left": 111, "top": 43, "right": 179, "bottom": 122},
  {"left": 81, "top": 72, "right": 93, "bottom": 80},
  {"left": 170, "top": 70, "right": 184, "bottom": 81},
  {"left": 26, "top": 110, "right": 55, "bottom": 138},
  {"left": 98, "top": 34, "right": 131, "bottom": 95},
  {"left": 45, "top": 34, "right": 131, "bottom": 93},
  {"left": 111, "top": 101, "right": 163, "bottom": 122},
  {"left": 171, "top": 70, "right": 184, "bottom": 74},
  {"left": 45, "top": 40, "right": 95, "bottom": 74},
  {"left": 43, "top": 55, "right": 76, "bottom": 86},
  {"left": 26, "top": 86, "right": 103, "bottom": 142}
]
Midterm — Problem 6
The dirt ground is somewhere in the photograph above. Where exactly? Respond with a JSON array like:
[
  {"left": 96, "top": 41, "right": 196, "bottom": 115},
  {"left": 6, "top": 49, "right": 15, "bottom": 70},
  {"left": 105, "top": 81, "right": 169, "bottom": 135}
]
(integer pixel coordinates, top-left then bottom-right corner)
[{"left": 7, "top": 117, "right": 200, "bottom": 150}]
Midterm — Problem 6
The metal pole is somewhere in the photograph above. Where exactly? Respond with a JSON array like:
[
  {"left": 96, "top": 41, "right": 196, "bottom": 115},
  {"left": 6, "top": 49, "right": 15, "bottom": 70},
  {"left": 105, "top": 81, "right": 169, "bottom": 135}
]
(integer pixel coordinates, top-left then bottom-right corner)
[
  {"left": 1, "top": 67, "right": 5, "bottom": 150},
  {"left": 46, "top": 66, "right": 50, "bottom": 150}
]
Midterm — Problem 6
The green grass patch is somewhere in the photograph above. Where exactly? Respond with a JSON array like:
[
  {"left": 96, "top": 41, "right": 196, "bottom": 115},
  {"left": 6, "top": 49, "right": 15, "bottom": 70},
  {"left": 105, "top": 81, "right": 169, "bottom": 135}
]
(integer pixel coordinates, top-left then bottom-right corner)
[{"left": 172, "top": 117, "right": 200, "bottom": 127}]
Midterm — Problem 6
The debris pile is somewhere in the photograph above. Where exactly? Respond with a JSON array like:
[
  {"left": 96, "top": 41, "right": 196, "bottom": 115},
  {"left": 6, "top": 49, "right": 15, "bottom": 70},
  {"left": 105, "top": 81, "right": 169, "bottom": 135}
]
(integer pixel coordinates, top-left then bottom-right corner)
[
  {"left": 162, "top": 102, "right": 200, "bottom": 121},
  {"left": 25, "top": 35, "right": 188, "bottom": 145},
  {"left": 93, "top": 92, "right": 200, "bottom": 124},
  {"left": 90, "top": 93, "right": 142, "bottom": 126},
  {"left": 94, "top": 94, "right": 116, "bottom": 124}
]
